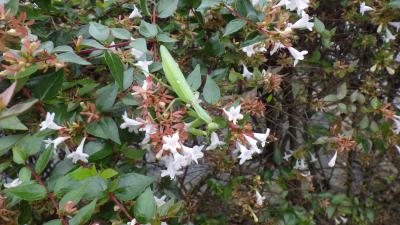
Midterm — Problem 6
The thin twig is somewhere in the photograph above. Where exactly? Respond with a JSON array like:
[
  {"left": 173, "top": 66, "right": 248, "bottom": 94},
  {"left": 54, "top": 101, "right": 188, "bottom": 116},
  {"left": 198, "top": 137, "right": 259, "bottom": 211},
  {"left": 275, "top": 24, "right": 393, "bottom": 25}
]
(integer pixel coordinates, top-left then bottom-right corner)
[
  {"left": 109, "top": 192, "right": 134, "bottom": 221},
  {"left": 26, "top": 164, "right": 68, "bottom": 225}
]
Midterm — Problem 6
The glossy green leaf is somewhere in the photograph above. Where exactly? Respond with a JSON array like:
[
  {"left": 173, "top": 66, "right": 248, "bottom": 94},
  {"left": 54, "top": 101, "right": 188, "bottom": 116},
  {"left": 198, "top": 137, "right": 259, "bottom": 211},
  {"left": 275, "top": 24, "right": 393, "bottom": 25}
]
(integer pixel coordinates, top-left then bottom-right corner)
[
  {"left": 223, "top": 19, "right": 246, "bottom": 36},
  {"left": 104, "top": 51, "right": 124, "bottom": 89},
  {"left": 134, "top": 188, "right": 157, "bottom": 223},
  {"left": 157, "top": 0, "right": 179, "bottom": 18},
  {"left": 89, "top": 22, "right": 110, "bottom": 42}
]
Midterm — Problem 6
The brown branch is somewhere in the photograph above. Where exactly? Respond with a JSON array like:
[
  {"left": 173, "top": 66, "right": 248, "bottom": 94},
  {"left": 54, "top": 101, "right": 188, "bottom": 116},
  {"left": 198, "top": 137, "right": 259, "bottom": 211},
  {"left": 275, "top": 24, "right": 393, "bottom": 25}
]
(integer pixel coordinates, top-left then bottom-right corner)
[
  {"left": 26, "top": 164, "right": 68, "bottom": 225},
  {"left": 109, "top": 192, "right": 134, "bottom": 221},
  {"left": 151, "top": 6, "right": 158, "bottom": 62}
]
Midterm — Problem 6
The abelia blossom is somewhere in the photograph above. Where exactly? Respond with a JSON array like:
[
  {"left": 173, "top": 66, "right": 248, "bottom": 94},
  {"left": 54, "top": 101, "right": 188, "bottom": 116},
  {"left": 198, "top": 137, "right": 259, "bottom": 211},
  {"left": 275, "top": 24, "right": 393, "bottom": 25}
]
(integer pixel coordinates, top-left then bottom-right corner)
[
  {"left": 162, "top": 132, "right": 181, "bottom": 155},
  {"left": 389, "top": 22, "right": 400, "bottom": 32},
  {"left": 4, "top": 178, "right": 22, "bottom": 189},
  {"left": 43, "top": 136, "right": 70, "bottom": 149},
  {"left": 120, "top": 112, "right": 143, "bottom": 133},
  {"left": 275, "top": 0, "right": 310, "bottom": 15},
  {"left": 393, "top": 115, "right": 400, "bottom": 134},
  {"left": 288, "top": 46, "right": 308, "bottom": 66},
  {"left": 131, "top": 47, "right": 145, "bottom": 59},
  {"left": 242, "top": 64, "right": 253, "bottom": 80},
  {"left": 161, "top": 156, "right": 184, "bottom": 179},
  {"left": 66, "top": 137, "right": 89, "bottom": 164},
  {"left": 383, "top": 28, "right": 396, "bottom": 43},
  {"left": 359, "top": 2, "right": 374, "bottom": 16},
  {"left": 182, "top": 145, "right": 204, "bottom": 164},
  {"left": 223, "top": 105, "right": 244, "bottom": 125},
  {"left": 289, "top": 12, "right": 313, "bottom": 31},
  {"left": 253, "top": 128, "right": 271, "bottom": 147},
  {"left": 206, "top": 132, "right": 225, "bottom": 150},
  {"left": 328, "top": 150, "right": 338, "bottom": 167},
  {"left": 128, "top": 5, "right": 142, "bottom": 18},
  {"left": 135, "top": 60, "right": 153, "bottom": 76},
  {"left": 396, "top": 145, "right": 400, "bottom": 155},
  {"left": 237, "top": 142, "right": 254, "bottom": 165},
  {"left": 40, "top": 112, "right": 64, "bottom": 131},
  {"left": 255, "top": 190, "right": 266, "bottom": 206},
  {"left": 270, "top": 42, "right": 285, "bottom": 55},
  {"left": 154, "top": 195, "right": 167, "bottom": 207}
]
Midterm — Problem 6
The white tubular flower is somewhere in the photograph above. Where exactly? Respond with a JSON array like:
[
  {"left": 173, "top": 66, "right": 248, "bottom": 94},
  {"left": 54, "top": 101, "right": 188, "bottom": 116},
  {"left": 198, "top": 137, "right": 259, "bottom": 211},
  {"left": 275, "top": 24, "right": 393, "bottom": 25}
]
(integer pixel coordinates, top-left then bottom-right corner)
[
  {"left": 389, "top": 22, "right": 400, "bottom": 32},
  {"left": 131, "top": 47, "right": 145, "bottom": 59},
  {"left": 182, "top": 145, "right": 204, "bottom": 164},
  {"left": 206, "top": 132, "right": 225, "bottom": 150},
  {"left": 66, "top": 137, "right": 89, "bottom": 164},
  {"left": 288, "top": 47, "right": 308, "bottom": 66},
  {"left": 43, "top": 136, "right": 70, "bottom": 149},
  {"left": 289, "top": 12, "right": 314, "bottom": 31},
  {"left": 134, "top": 60, "right": 153, "bottom": 76},
  {"left": 255, "top": 190, "right": 266, "bottom": 206},
  {"left": 242, "top": 43, "right": 257, "bottom": 57},
  {"left": 309, "top": 152, "right": 317, "bottom": 163},
  {"left": 161, "top": 156, "right": 184, "bottom": 179},
  {"left": 359, "top": 2, "right": 374, "bottom": 16},
  {"left": 270, "top": 42, "right": 285, "bottom": 55},
  {"left": 275, "top": 0, "right": 310, "bottom": 15},
  {"left": 242, "top": 64, "right": 253, "bottom": 80},
  {"left": 251, "top": 0, "right": 260, "bottom": 7},
  {"left": 162, "top": 132, "right": 181, "bottom": 155},
  {"left": 40, "top": 112, "right": 64, "bottom": 131},
  {"left": 154, "top": 195, "right": 167, "bottom": 207},
  {"left": 294, "top": 158, "right": 307, "bottom": 170},
  {"left": 237, "top": 142, "right": 254, "bottom": 165},
  {"left": 120, "top": 112, "right": 143, "bottom": 133},
  {"left": 328, "top": 150, "right": 338, "bottom": 167},
  {"left": 128, "top": 5, "right": 142, "bottom": 18},
  {"left": 383, "top": 28, "right": 396, "bottom": 43},
  {"left": 253, "top": 128, "right": 271, "bottom": 147},
  {"left": 223, "top": 105, "right": 244, "bottom": 125},
  {"left": 395, "top": 145, "right": 400, "bottom": 155},
  {"left": 283, "top": 151, "right": 293, "bottom": 161},
  {"left": 4, "top": 178, "right": 22, "bottom": 189},
  {"left": 393, "top": 115, "right": 400, "bottom": 134}
]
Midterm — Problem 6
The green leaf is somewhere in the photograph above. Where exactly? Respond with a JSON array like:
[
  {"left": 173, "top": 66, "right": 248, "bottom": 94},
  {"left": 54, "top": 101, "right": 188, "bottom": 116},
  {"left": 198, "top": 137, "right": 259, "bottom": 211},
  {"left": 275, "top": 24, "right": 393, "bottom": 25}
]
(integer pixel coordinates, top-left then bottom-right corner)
[
  {"left": 89, "top": 22, "right": 110, "bottom": 42},
  {"left": 139, "top": 20, "right": 158, "bottom": 38},
  {"left": 0, "top": 116, "right": 28, "bottom": 130},
  {"left": 202, "top": 76, "right": 220, "bottom": 104},
  {"left": 223, "top": 19, "right": 246, "bottom": 36},
  {"left": 35, "top": 146, "right": 54, "bottom": 175},
  {"left": 57, "top": 52, "right": 91, "bottom": 65},
  {"left": 4, "top": 183, "right": 46, "bottom": 201},
  {"left": 68, "top": 166, "right": 98, "bottom": 181},
  {"left": 370, "top": 97, "right": 380, "bottom": 109},
  {"left": 140, "top": 0, "right": 152, "bottom": 16},
  {"left": 157, "top": 0, "right": 179, "bottom": 18},
  {"left": 389, "top": 0, "right": 400, "bottom": 8},
  {"left": 59, "top": 183, "right": 87, "bottom": 210},
  {"left": 69, "top": 199, "right": 97, "bottom": 225},
  {"left": 114, "top": 173, "right": 155, "bottom": 201},
  {"left": 32, "top": 70, "right": 64, "bottom": 100},
  {"left": 12, "top": 146, "right": 28, "bottom": 164},
  {"left": 123, "top": 68, "right": 134, "bottom": 90},
  {"left": 99, "top": 168, "right": 118, "bottom": 179},
  {"left": 314, "top": 17, "right": 325, "bottom": 33},
  {"left": 197, "top": 0, "right": 222, "bottom": 12},
  {"left": 134, "top": 188, "right": 157, "bottom": 223},
  {"left": 0, "top": 99, "right": 38, "bottom": 120},
  {"left": 95, "top": 84, "right": 118, "bottom": 112},
  {"left": 43, "top": 219, "right": 62, "bottom": 225},
  {"left": 52, "top": 45, "right": 74, "bottom": 53},
  {"left": 18, "top": 167, "right": 32, "bottom": 182},
  {"left": 111, "top": 28, "right": 131, "bottom": 40},
  {"left": 81, "top": 39, "right": 106, "bottom": 49},
  {"left": 119, "top": 146, "right": 146, "bottom": 159},
  {"left": 0, "top": 134, "right": 24, "bottom": 157},
  {"left": 10, "top": 64, "right": 39, "bottom": 79},
  {"left": 5, "top": 0, "right": 19, "bottom": 15},
  {"left": 336, "top": 83, "right": 347, "bottom": 100},
  {"left": 104, "top": 51, "right": 124, "bottom": 89},
  {"left": 156, "top": 33, "right": 178, "bottom": 43},
  {"left": 86, "top": 117, "right": 121, "bottom": 144},
  {"left": 187, "top": 65, "right": 202, "bottom": 91},
  {"left": 13, "top": 133, "right": 45, "bottom": 156}
]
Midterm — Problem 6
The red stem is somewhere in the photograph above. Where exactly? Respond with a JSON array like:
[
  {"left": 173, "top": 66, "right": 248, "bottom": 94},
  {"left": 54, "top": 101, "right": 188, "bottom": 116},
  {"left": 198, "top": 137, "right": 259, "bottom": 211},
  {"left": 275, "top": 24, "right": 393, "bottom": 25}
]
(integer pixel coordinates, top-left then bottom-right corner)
[
  {"left": 151, "top": 6, "right": 158, "bottom": 62},
  {"left": 26, "top": 165, "right": 68, "bottom": 225},
  {"left": 109, "top": 193, "right": 134, "bottom": 221}
]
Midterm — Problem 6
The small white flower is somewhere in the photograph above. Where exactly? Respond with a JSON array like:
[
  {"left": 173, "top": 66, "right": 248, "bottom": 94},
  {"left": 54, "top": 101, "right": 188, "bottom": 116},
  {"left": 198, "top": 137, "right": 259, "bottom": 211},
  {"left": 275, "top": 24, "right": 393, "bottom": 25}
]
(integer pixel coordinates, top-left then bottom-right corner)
[
  {"left": 109, "top": 41, "right": 117, "bottom": 52},
  {"left": 288, "top": 47, "right": 308, "bottom": 66},
  {"left": 283, "top": 151, "right": 293, "bottom": 161},
  {"left": 206, "top": 132, "right": 225, "bottom": 150},
  {"left": 154, "top": 195, "right": 167, "bottom": 207},
  {"left": 270, "top": 42, "right": 285, "bottom": 55},
  {"left": 244, "top": 135, "right": 258, "bottom": 147},
  {"left": 289, "top": 12, "right": 314, "bottom": 31},
  {"left": 43, "top": 136, "right": 70, "bottom": 149},
  {"left": 127, "top": 219, "right": 137, "bottom": 225},
  {"left": 275, "top": 0, "right": 310, "bottom": 15},
  {"left": 161, "top": 156, "right": 184, "bottom": 179},
  {"left": 242, "top": 64, "right": 253, "bottom": 80},
  {"left": 135, "top": 60, "right": 153, "bottom": 76},
  {"left": 294, "top": 158, "right": 307, "bottom": 170},
  {"left": 309, "top": 152, "right": 317, "bottom": 163},
  {"left": 128, "top": 5, "right": 142, "bottom": 18},
  {"left": 393, "top": 115, "right": 400, "bottom": 134},
  {"left": 360, "top": 2, "right": 374, "bottom": 16},
  {"left": 120, "top": 112, "right": 143, "bottom": 133},
  {"left": 237, "top": 142, "right": 254, "bottom": 165},
  {"left": 140, "top": 122, "right": 157, "bottom": 145},
  {"left": 131, "top": 47, "right": 145, "bottom": 59},
  {"left": 251, "top": 0, "right": 260, "bottom": 7},
  {"left": 162, "top": 132, "right": 181, "bottom": 155},
  {"left": 4, "top": 178, "right": 22, "bottom": 189},
  {"left": 223, "top": 105, "right": 244, "bottom": 125},
  {"left": 255, "top": 190, "right": 266, "bottom": 206},
  {"left": 383, "top": 28, "right": 396, "bottom": 43},
  {"left": 66, "top": 137, "right": 89, "bottom": 164},
  {"left": 253, "top": 128, "right": 270, "bottom": 147},
  {"left": 182, "top": 145, "right": 204, "bottom": 164},
  {"left": 389, "top": 22, "right": 400, "bottom": 32},
  {"left": 328, "top": 150, "right": 338, "bottom": 167},
  {"left": 395, "top": 145, "right": 400, "bottom": 155},
  {"left": 40, "top": 112, "right": 64, "bottom": 131},
  {"left": 242, "top": 43, "right": 257, "bottom": 57}
]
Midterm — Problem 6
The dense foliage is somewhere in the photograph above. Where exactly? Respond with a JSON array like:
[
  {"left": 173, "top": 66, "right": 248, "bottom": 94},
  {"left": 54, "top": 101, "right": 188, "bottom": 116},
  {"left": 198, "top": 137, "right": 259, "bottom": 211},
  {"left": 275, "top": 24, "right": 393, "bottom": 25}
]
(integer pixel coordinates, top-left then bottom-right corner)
[{"left": 0, "top": 0, "right": 400, "bottom": 224}]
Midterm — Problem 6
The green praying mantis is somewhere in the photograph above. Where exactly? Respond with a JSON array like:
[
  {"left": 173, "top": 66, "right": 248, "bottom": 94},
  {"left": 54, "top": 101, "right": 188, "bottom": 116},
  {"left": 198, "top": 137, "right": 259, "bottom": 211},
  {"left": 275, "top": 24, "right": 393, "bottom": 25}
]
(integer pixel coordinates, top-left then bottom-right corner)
[{"left": 159, "top": 45, "right": 218, "bottom": 132}]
